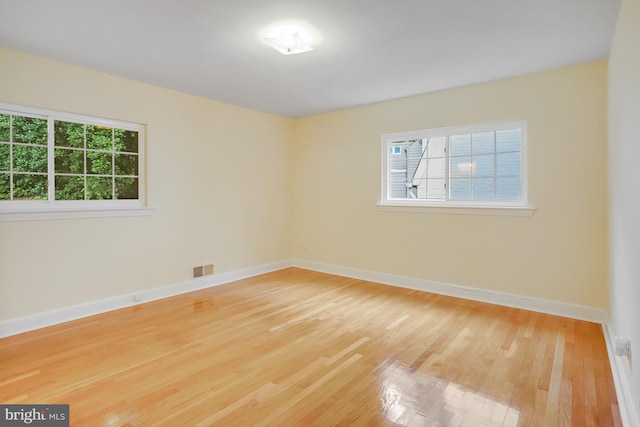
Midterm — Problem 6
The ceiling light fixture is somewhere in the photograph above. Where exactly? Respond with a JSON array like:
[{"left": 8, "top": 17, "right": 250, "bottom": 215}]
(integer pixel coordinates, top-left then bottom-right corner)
[
  {"left": 259, "top": 20, "right": 321, "bottom": 56},
  {"left": 265, "top": 32, "right": 313, "bottom": 55}
]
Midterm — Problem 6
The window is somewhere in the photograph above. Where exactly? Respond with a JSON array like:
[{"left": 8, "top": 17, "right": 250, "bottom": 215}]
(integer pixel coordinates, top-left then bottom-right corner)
[
  {"left": 381, "top": 120, "right": 532, "bottom": 215},
  {"left": 0, "top": 103, "right": 151, "bottom": 221}
]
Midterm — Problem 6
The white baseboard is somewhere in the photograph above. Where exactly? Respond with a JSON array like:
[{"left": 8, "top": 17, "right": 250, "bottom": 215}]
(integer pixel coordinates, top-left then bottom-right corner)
[
  {"left": 0, "top": 260, "right": 293, "bottom": 338},
  {"left": 603, "top": 323, "right": 640, "bottom": 427},
  {"left": 1, "top": 258, "right": 606, "bottom": 338},
  {"left": 291, "top": 259, "right": 607, "bottom": 323}
]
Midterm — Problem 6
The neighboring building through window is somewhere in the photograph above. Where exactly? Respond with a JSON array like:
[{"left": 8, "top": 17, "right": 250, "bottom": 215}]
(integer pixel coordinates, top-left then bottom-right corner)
[
  {"left": 0, "top": 103, "right": 148, "bottom": 221},
  {"left": 390, "top": 146, "right": 402, "bottom": 155},
  {"left": 381, "top": 120, "right": 529, "bottom": 211}
]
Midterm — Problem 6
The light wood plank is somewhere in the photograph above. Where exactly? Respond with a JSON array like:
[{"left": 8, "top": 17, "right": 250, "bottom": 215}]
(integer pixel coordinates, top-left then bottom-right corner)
[{"left": 0, "top": 268, "right": 620, "bottom": 426}]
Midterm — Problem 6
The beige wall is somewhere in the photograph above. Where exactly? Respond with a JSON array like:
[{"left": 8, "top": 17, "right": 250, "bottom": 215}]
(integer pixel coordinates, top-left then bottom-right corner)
[
  {"left": 0, "top": 48, "right": 610, "bottom": 323},
  {"left": 0, "top": 48, "right": 293, "bottom": 320},
  {"left": 608, "top": 0, "right": 640, "bottom": 419},
  {"left": 292, "top": 60, "right": 609, "bottom": 308}
]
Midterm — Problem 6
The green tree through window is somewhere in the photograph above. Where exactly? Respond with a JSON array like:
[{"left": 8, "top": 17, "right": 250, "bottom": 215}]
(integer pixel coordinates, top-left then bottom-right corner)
[{"left": 0, "top": 109, "right": 141, "bottom": 202}]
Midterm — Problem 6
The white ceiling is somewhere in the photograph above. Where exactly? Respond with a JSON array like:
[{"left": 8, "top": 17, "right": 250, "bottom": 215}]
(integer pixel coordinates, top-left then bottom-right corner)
[{"left": 0, "top": 0, "right": 621, "bottom": 118}]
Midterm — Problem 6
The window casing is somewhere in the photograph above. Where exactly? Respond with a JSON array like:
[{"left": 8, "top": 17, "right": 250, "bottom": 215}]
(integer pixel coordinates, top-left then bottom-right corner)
[
  {"left": 0, "top": 102, "right": 151, "bottom": 221},
  {"left": 381, "top": 120, "right": 532, "bottom": 215}
]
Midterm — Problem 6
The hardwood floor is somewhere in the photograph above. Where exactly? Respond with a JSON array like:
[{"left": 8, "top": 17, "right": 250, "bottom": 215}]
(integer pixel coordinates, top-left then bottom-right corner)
[{"left": 0, "top": 268, "right": 620, "bottom": 426}]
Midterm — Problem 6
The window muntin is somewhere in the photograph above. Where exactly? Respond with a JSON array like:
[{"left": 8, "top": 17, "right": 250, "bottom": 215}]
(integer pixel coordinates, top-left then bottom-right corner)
[
  {"left": 382, "top": 121, "right": 527, "bottom": 207},
  {"left": 0, "top": 104, "right": 143, "bottom": 206}
]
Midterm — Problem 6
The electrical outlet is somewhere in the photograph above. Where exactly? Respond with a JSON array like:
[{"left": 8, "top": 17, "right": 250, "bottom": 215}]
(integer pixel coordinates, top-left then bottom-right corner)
[
  {"left": 241, "top": 249, "right": 247, "bottom": 259},
  {"left": 615, "top": 336, "right": 631, "bottom": 358},
  {"left": 204, "top": 264, "right": 214, "bottom": 275}
]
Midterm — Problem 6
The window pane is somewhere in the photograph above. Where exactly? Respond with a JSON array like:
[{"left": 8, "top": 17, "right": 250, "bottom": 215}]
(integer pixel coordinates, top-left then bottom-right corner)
[
  {"left": 0, "top": 114, "right": 9, "bottom": 142},
  {"left": 0, "top": 143, "right": 9, "bottom": 171},
  {"left": 450, "top": 178, "right": 470, "bottom": 199},
  {"left": 427, "top": 178, "right": 445, "bottom": 199},
  {"left": 55, "top": 121, "right": 84, "bottom": 148},
  {"left": 496, "top": 129, "right": 521, "bottom": 152},
  {"left": 472, "top": 132, "right": 494, "bottom": 155},
  {"left": 55, "top": 175, "right": 85, "bottom": 200},
  {"left": 427, "top": 157, "right": 444, "bottom": 178},
  {"left": 408, "top": 156, "right": 425, "bottom": 184},
  {"left": 86, "top": 125, "right": 112, "bottom": 150},
  {"left": 473, "top": 154, "right": 494, "bottom": 177},
  {"left": 13, "top": 145, "right": 47, "bottom": 173},
  {"left": 413, "top": 178, "right": 426, "bottom": 198},
  {"left": 87, "top": 151, "right": 112, "bottom": 175},
  {"left": 86, "top": 176, "right": 113, "bottom": 200},
  {"left": 414, "top": 166, "right": 428, "bottom": 186},
  {"left": 12, "top": 116, "right": 47, "bottom": 145},
  {"left": 472, "top": 177, "right": 495, "bottom": 199},
  {"left": 497, "top": 176, "right": 521, "bottom": 200},
  {"left": 114, "top": 129, "right": 138, "bottom": 153},
  {"left": 497, "top": 152, "right": 521, "bottom": 176},
  {"left": 450, "top": 156, "right": 472, "bottom": 177},
  {"left": 390, "top": 171, "right": 407, "bottom": 198},
  {"left": 389, "top": 149, "right": 406, "bottom": 173},
  {"left": 450, "top": 134, "right": 470, "bottom": 156},
  {"left": 0, "top": 173, "right": 9, "bottom": 200},
  {"left": 13, "top": 174, "right": 47, "bottom": 200},
  {"left": 407, "top": 139, "right": 424, "bottom": 152},
  {"left": 427, "top": 137, "right": 445, "bottom": 157},
  {"left": 115, "top": 178, "right": 138, "bottom": 199},
  {"left": 55, "top": 148, "right": 84, "bottom": 174}
]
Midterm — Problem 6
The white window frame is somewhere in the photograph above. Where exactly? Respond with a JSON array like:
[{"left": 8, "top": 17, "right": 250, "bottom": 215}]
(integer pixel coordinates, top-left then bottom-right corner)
[
  {"left": 379, "top": 120, "right": 534, "bottom": 216},
  {"left": 0, "top": 102, "right": 154, "bottom": 222}
]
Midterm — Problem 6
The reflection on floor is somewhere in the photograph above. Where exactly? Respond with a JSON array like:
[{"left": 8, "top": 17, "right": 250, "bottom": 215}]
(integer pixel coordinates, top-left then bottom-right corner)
[{"left": 381, "top": 361, "right": 519, "bottom": 426}]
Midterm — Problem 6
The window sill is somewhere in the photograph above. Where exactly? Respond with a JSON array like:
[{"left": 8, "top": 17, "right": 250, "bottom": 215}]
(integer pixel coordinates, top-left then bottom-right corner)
[
  {"left": 377, "top": 203, "right": 535, "bottom": 216},
  {"left": 0, "top": 205, "right": 156, "bottom": 222}
]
